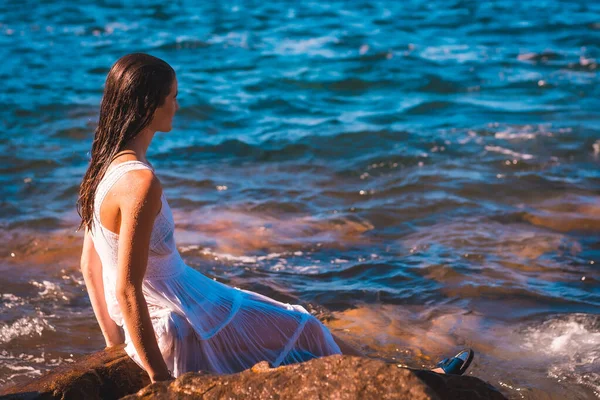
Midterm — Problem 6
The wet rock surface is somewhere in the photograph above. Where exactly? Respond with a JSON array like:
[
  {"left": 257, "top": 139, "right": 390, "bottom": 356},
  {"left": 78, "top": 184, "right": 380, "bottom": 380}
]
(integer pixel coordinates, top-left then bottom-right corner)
[
  {"left": 0, "top": 345, "right": 149, "bottom": 400},
  {"left": 0, "top": 345, "right": 506, "bottom": 400}
]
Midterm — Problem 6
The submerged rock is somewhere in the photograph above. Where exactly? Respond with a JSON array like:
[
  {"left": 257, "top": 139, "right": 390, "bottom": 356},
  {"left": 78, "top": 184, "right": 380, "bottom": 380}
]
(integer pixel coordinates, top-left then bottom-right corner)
[{"left": 0, "top": 345, "right": 506, "bottom": 400}]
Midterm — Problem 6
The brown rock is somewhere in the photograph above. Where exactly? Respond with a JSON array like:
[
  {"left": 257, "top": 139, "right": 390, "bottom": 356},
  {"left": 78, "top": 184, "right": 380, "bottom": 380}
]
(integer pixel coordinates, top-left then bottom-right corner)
[
  {"left": 125, "top": 355, "right": 440, "bottom": 400},
  {"left": 0, "top": 344, "right": 149, "bottom": 400},
  {"left": 128, "top": 355, "right": 507, "bottom": 400},
  {"left": 1, "top": 347, "right": 506, "bottom": 400},
  {"left": 413, "top": 370, "right": 507, "bottom": 400}
]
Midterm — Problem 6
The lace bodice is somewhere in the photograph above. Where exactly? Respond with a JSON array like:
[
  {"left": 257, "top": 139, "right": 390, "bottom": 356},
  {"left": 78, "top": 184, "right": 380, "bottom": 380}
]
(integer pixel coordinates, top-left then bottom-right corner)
[{"left": 90, "top": 161, "right": 185, "bottom": 315}]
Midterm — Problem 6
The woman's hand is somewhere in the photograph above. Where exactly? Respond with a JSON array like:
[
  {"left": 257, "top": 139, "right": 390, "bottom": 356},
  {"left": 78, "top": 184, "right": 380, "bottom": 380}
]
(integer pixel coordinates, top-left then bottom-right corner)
[{"left": 150, "top": 370, "right": 175, "bottom": 384}]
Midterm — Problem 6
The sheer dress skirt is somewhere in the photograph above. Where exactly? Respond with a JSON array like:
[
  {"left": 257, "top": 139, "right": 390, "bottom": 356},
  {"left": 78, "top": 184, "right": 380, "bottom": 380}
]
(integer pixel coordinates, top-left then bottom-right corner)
[{"left": 122, "top": 265, "right": 342, "bottom": 377}]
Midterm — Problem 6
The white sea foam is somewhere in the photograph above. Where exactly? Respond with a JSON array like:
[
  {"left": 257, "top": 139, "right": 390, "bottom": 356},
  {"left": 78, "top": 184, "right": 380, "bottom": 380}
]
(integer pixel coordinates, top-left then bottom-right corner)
[
  {"left": 494, "top": 131, "right": 537, "bottom": 140},
  {"left": 0, "top": 349, "right": 73, "bottom": 387},
  {"left": 3, "top": 369, "right": 43, "bottom": 384},
  {"left": 484, "top": 145, "right": 534, "bottom": 160},
  {"left": 0, "top": 317, "right": 56, "bottom": 344},
  {"left": 521, "top": 314, "right": 600, "bottom": 396},
  {"left": 5, "top": 365, "right": 38, "bottom": 371},
  {"left": 208, "top": 31, "right": 249, "bottom": 49},
  {"left": 29, "top": 279, "right": 68, "bottom": 301},
  {"left": 420, "top": 44, "right": 482, "bottom": 63},
  {"left": 288, "top": 265, "right": 322, "bottom": 275},
  {"left": 1, "top": 293, "right": 26, "bottom": 310},
  {"left": 200, "top": 248, "right": 286, "bottom": 265},
  {"left": 269, "top": 36, "right": 340, "bottom": 58},
  {"left": 493, "top": 125, "right": 557, "bottom": 141},
  {"left": 29, "top": 280, "right": 60, "bottom": 297},
  {"left": 332, "top": 258, "right": 349, "bottom": 264}
]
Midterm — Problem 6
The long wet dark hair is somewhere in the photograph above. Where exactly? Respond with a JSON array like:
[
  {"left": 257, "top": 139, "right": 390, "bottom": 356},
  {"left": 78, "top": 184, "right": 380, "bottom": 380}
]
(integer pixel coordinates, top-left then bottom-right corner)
[{"left": 77, "top": 53, "right": 175, "bottom": 232}]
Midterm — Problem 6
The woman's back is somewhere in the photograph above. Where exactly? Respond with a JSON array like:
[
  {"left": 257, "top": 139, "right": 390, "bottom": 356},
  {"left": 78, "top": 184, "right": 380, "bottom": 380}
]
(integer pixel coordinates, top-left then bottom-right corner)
[
  {"left": 91, "top": 160, "right": 183, "bottom": 279},
  {"left": 89, "top": 160, "right": 187, "bottom": 328}
]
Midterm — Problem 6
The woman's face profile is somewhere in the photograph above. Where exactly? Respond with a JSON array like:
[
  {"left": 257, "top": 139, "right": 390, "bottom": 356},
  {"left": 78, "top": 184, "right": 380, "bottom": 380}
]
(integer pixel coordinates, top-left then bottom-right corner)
[{"left": 151, "top": 77, "right": 179, "bottom": 133}]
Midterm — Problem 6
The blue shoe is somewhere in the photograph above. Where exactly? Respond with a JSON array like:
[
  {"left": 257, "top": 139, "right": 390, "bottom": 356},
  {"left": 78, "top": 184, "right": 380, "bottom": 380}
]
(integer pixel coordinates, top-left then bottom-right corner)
[{"left": 436, "top": 348, "right": 474, "bottom": 375}]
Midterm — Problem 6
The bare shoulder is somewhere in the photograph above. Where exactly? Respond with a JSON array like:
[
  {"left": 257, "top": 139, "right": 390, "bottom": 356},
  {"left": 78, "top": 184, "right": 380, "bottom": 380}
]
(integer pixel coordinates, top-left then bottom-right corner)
[{"left": 116, "top": 169, "right": 162, "bottom": 214}]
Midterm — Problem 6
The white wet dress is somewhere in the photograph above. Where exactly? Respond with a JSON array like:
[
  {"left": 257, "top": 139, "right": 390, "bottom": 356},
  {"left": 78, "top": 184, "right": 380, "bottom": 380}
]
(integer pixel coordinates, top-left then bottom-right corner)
[{"left": 89, "top": 161, "right": 341, "bottom": 377}]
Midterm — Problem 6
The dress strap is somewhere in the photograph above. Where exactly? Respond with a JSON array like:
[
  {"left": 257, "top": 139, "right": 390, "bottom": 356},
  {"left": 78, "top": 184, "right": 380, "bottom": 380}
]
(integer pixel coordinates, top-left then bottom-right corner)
[{"left": 94, "top": 161, "right": 154, "bottom": 220}]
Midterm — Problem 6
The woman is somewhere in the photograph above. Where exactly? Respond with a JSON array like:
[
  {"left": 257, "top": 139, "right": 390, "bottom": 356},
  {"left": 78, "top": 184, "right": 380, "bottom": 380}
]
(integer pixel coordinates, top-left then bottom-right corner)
[{"left": 78, "top": 53, "right": 472, "bottom": 382}]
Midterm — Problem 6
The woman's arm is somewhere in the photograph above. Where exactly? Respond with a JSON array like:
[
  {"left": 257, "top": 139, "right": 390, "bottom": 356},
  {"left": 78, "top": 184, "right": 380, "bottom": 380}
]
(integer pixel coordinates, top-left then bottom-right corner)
[
  {"left": 81, "top": 228, "right": 125, "bottom": 348},
  {"left": 115, "top": 169, "right": 171, "bottom": 383}
]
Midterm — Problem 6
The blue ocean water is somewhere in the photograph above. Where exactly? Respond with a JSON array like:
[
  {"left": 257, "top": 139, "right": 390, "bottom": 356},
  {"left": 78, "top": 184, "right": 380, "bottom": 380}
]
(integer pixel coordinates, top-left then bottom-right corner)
[{"left": 0, "top": 1, "right": 599, "bottom": 398}]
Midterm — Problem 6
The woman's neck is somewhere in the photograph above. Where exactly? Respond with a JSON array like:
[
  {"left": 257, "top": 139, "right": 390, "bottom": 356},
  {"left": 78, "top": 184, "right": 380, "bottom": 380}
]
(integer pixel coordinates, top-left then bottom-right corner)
[{"left": 123, "top": 128, "right": 155, "bottom": 163}]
